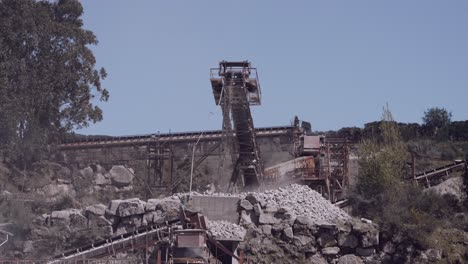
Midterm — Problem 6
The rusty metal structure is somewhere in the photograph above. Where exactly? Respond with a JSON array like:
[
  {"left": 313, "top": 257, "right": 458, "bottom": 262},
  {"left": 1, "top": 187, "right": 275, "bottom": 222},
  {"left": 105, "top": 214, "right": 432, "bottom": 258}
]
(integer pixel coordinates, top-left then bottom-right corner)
[
  {"left": 210, "top": 61, "right": 263, "bottom": 191},
  {"left": 41, "top": 209, "right": 244, "bottom": 264},
  {"left": 263, "top": 135, "right": 350, "bottom": 202},
  {"left": 59, "top": 125, "right": 295, "bottom": 197}
]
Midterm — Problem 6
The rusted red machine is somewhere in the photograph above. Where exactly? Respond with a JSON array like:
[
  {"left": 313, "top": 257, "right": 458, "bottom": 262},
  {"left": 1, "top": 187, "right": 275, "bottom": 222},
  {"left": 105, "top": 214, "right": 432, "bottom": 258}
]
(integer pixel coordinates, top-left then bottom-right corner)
[{"left": 264, "top": 134, "right": 350, "bottom": 202}]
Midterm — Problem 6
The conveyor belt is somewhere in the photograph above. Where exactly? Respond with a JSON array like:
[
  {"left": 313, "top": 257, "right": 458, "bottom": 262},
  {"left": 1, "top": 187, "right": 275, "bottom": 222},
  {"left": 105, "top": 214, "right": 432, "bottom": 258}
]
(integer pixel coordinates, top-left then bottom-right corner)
[
  {"left": 59, "top": 126, "right": 293, "bottom": 149},
  {"left": 414, "top": 160, "right": 466, "bottom": 187}
]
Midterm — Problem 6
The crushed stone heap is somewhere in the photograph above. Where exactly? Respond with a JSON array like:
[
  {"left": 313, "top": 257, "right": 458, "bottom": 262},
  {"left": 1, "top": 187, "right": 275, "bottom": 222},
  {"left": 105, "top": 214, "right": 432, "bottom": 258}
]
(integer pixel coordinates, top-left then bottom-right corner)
[
  {"left": 207, "top": 220, "right": 246, "bottom": 241},
  {"left": 241, "top": 184, "right": 350, "bottom": 223}
]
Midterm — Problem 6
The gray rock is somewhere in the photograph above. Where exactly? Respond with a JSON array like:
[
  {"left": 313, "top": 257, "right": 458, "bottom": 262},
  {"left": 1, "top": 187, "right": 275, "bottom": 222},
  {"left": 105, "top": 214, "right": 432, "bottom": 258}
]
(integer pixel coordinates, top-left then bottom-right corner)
[
  {"left": 303, "top": 244, "right": 317, "bottom": 254},
  {"left": 109, "top": 165, "right": 134, "bottom": 187},
  {"left": 261, "top": 225, "right": 272, "bottom": 236},
  {"left": 85, "top": 204, "right": 106, "bottom": 216},
  {"left": 23, "top": 241, "right": 34, "bottom": 253},
  {"left": 356, "top": 247, "right": 375, "bottom": 257},
  {"left": 338, "top": 232, "right": 358, "bottom": 248},
  {"left": 239, "top": 199, "right": 254, "bottom": 210},
  {"left": 292, "top": 223, "right": 311, "bottom": 236},
  {"left": 122, "top": 215, "right": 142, "bottom": 228},
  {"left": 318, "top": 232, "right": 337, "bottom": 247},
  {"left": 337, "top": 254, "right": 364, "bottom": 264},
  {"left": 117, "top": 198, "right": 146, "bottom": 217},
  {"left": 50, "top": 209, "right": 78, "bottom": 226},
  {"left": 95, "top": 225, "right": 113, "bottom": 237},
  {"left": 80, "top": 166, "right": 94, "bottom": 179},
  {"left": 88, "top": 215, "right": 112, "bottom": 228},
  {"left": 240, "top": 210, "right": 257, "bottom": 226},
  {"left": 361, "top": 229, "right": 379, "bottom": 247},
  {"left": 295, "top": 215, "right": 313, "bottom": 226},
  {"left": 336, "top": 219, "right": 352, "bottom": 233},
  {"left": 145, "top": 198, "right": 159, "bottom": 212},
  {"left": 277, "top": 206, "right": 292, "bottom": 214},
  {"left": 245, "top": 193, "right": 261, "bottom": 205},
  {"left": 351, "top": 219, "right": 373, "bottom": 234},
  {"left": 95, "top": 173, "right": 110, "bottom": 185},
  {"left": 318, "top": 221, "right": 337, "bottom": 231},
  {"left": 322, "top": 246, "right": 340, "bottom": 255},
  {"left": 69, "top": 213, "right": 87, "bottom": 230},
  {"left": 282, "top": 226, "right": 294, "bottom": 241},
  {"left": 307, "top": 253, "right": 328, "bottom": 264},
  {"left": 155, "top": 198, "right": 180, "bottom": 220},
  {"left": 382, "top": 242, "right": 395, "bottom": 254},
  {"left": 264, "top": 203, "right": 278, "bottom": 213},
  {"left": 253, "top": 203, "right": 262, "bottom": 216},
  {"left": 424, "top": 248, "right": 442, "bottom": 261},
  {"left": 107, "top": 200, "right": 123, "bottom": 216},
  {"left": 115, "top": 226, "right": 127, "bottom": 236},
  {"left": 293, "top": 235, "right": 313, "bottom": 246},
  {"left": 143, "top": 210, "right": 163, "bottom": 224},
  {"left": 259, "top": 213, "right": 278, "bottom": 225}
]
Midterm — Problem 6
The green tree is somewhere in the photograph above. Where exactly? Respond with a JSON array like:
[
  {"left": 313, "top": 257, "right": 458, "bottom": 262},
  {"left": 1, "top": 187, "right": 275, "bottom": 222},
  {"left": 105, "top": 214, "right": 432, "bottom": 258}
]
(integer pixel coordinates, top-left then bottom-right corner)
[
  {"left": 0, "top": 0, "right": 108, "bottom": 166},
  {"left": 422, "top": 107, "right": 452, "bottom": 137},
  {"left": 352, "top": 104, "right": 409, "bottom": 216}
]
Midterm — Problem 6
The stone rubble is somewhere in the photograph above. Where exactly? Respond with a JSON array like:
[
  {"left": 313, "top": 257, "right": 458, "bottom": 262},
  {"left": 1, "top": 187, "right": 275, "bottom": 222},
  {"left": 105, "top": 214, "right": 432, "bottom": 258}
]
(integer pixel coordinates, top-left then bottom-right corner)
[
  {"left": 207, "top": 220, "right": 246, "bottom": 241},
  {"left": 23, "top": 183, "right": 462, "bottom": 263}
]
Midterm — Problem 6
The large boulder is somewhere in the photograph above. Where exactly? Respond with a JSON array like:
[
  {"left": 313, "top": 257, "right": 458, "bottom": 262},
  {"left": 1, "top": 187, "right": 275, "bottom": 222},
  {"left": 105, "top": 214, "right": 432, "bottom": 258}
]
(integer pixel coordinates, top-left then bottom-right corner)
[
  {"left": 85, "top": 204, "right": 106, "bottom": 216},
  {"left": 117, "top": 198, "right": 146, "bottom": 217},
  {"left": 318, "top": 232, "right": 337, "bottom": 247},
  {"left": 107, "top": 200, "right": 123, "bottom": 216},
  {"left": 239, "top": 199, "right": 254, "bottom": 210},
  {"left": 143, "top": 210, "right": 164, "bottom": 225},
  {"left": 258, "top": 213, "right": 278, "bottom": 225},
  {"left": 145, "top": 198, "right": 159, "bottom": 212},
  {"left": 109, "top": 165, "right": 134, "bottom": 187},
  {"left": 95, "top": 173, "right": 110, "bottom": 186},
  {"left": 155, "top": 197, "right": 181, "bottom": 220},
  {"left": 69, "top": 213, "right": 87, "bottom": 230},
  {"left": 338, "top": 232, "right": 359, "bottom": 248}
]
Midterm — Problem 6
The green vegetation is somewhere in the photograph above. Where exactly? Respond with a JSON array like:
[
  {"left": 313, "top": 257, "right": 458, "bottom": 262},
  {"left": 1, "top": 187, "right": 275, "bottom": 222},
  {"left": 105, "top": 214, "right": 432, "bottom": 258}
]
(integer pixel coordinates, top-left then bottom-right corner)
[
  {"left": 422, "top": 107, "right": 452, "bottom": 136},
  {"left": 350, "top": 105, "right": 467, "bottom": 251},
  {"left": 0, "top": 0, "right": 108, "bottom": 167}
]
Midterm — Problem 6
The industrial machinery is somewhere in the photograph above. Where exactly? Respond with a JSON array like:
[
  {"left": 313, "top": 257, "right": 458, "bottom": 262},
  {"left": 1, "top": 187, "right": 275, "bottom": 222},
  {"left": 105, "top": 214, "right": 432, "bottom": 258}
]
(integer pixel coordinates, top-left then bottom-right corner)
[
  {"left": 264, "top": 133, "right": 351, "bottom": 202},
  {"left": 50, "top": 209, "right": 242, "bottom": 264},
  {"left": 210, "top": 61, "right": 263, "bottom": 192},
  {"left": 209, "top": 61, "right": 351, "bottom": 199}
]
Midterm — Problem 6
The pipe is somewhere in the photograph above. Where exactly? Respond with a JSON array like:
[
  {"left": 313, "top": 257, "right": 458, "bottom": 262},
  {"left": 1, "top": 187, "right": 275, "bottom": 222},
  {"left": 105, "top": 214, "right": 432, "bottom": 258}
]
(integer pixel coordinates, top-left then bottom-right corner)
[{"left": 189, "top": 131, "right": 205, "bottom": 196}]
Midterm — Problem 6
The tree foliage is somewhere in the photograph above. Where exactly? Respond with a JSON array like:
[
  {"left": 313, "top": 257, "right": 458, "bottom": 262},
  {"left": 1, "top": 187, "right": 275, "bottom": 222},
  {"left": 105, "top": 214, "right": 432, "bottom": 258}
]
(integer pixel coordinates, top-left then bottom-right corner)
[
  {"left": 0, "top": 0, "right": 108, "bottom": 166},
  {"left": 422, "top": 107, "right": 452, "bottom": 136},
  {"left": 351, "top": 105, "right": 464, "bottom": 249},
  {"left": 355, "top": 104, "right": 409, "bottom": 201}
]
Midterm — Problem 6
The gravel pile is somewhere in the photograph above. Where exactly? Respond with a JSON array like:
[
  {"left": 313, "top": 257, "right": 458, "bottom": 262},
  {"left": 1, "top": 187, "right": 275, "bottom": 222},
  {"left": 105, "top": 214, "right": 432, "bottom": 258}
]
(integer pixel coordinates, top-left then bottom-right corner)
[
  {"left": 247, "top": 184, "right": 349, "bottom": 222},
  {"left": 207, "top": 220, "right": 246, "bottom": 241}
]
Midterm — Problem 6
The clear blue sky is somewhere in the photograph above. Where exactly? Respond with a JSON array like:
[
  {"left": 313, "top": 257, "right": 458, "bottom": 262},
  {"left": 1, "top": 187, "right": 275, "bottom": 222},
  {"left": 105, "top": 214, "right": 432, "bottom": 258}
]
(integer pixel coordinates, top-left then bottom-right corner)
[{"left": 79, "top": 0, "right": 468, "bottom": 136}]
